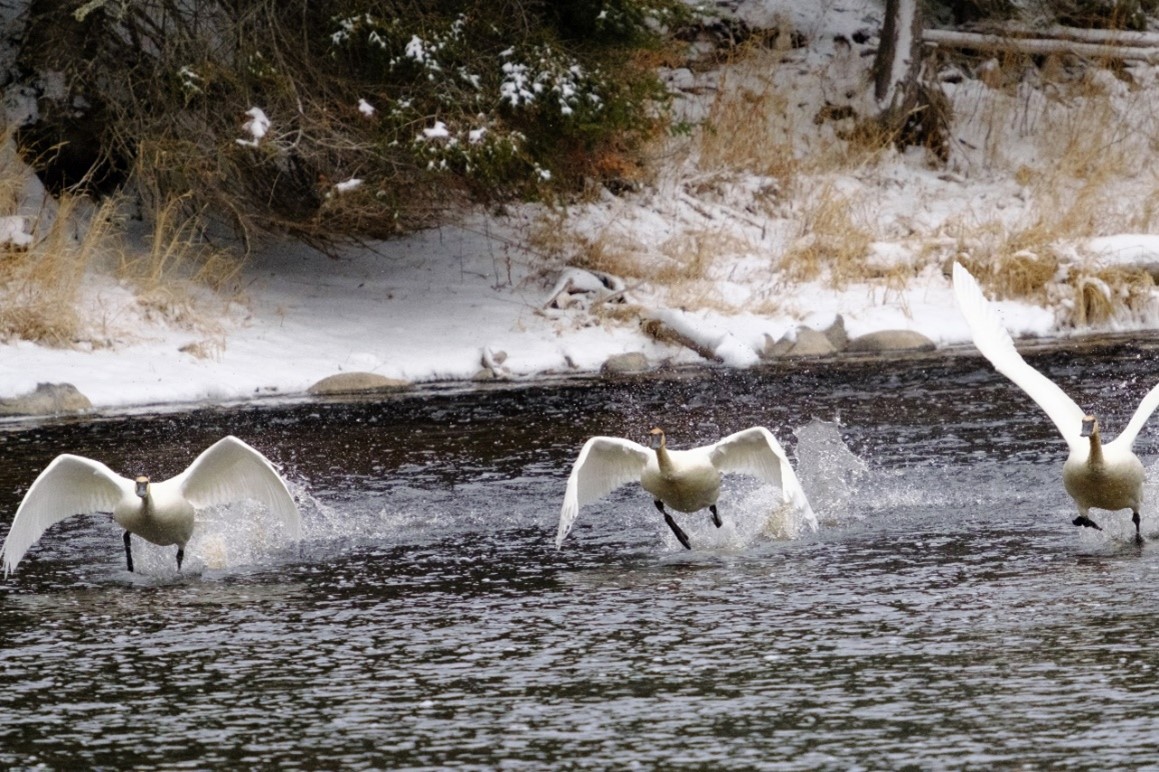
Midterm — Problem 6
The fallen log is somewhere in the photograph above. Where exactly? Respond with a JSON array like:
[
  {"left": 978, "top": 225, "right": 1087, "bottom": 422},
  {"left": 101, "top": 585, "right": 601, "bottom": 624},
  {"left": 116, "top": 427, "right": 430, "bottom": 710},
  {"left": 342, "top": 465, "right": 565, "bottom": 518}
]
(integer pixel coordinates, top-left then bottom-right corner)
[{"left": 923, "top": 28, "right": 1159, "bottom": 63}]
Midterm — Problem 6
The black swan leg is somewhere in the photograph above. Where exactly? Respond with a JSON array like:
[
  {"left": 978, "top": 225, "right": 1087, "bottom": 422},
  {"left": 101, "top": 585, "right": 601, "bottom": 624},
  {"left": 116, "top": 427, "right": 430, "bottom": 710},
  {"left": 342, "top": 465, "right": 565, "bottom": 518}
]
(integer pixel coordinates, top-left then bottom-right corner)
[
  {"left": 176, "top": 546, "right": 185, "bottom": 570},
  {"left": 654, "top": 500, "right": 692, "bottom": 549},
  {"left": 1133, "top": 511, "right": 1144, "bottom": 545},
  {"left": 710, "top": 504, "right": 722, "bottom": 528},
  {"left": 123, "top": 531, "right": 134, "bottom": 573},
  {"left": 663, "top": 513, "right": 692, "bottom": 550}
]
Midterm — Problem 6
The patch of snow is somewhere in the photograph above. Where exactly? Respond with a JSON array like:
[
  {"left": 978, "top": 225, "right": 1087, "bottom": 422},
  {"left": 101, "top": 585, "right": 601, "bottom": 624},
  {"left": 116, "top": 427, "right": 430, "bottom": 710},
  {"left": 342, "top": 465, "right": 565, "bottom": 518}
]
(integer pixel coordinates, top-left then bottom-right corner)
[
  {"left": 236, "top": 107, "right": 270, "bottom": 148},
  {"left": 421, "top": 121, "right": 450, "bottom": 140},
  {"left": 0, "top": 215, "right": 31, "bottom": 247}
]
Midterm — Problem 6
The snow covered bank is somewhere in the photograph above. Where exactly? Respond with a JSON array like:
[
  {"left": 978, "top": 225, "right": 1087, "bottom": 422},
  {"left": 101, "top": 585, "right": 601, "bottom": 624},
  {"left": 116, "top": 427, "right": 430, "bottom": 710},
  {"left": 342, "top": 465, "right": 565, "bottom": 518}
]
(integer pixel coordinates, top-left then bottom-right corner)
[
  {"left": 7, "top": 0, "right": 1159, "bottom": 414},
  {"left": 0, "top": 213, "right": 1118, "bottom": 414}
]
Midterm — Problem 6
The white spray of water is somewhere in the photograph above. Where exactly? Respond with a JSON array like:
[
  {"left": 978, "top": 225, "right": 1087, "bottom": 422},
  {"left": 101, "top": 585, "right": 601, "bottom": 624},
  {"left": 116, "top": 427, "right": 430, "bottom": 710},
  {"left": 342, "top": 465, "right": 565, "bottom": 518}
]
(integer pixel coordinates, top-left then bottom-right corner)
[{"left": 793, "top": 417, "right": 869, "bottom": 525}]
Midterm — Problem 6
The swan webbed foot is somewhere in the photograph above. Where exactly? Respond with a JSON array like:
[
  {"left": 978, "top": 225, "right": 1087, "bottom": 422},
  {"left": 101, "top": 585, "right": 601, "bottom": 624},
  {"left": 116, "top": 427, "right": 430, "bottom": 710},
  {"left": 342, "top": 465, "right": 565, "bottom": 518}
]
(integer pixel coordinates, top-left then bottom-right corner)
[
  {"left": 710, "top": 504, "right": 722, "bottom": 528},
  {"left": 176, "top": 546, "right": 185, "bottom": 570},
  {"left": 1072, "top": 515, "right": 1103, "bottom": 531},
  {"left": 122, "top": 531, "right": 134, "bottom": 573},
  {"left": 663, "top": 512, "right": 692, "bottom": 550},
  {"left": 1133, "top": 511, "right": 1144, "bottom": 545}
]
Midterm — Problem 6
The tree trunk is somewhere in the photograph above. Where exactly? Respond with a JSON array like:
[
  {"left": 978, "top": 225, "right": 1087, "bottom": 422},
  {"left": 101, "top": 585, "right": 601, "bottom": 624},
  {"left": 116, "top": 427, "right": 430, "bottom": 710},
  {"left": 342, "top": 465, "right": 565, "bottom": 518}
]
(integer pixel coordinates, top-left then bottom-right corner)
[
  {"left": 868, "top": 0, "right": 949, "bottom": 162},
  {"left": 874, "top": 0, "right": 923, "bottom": 110}
]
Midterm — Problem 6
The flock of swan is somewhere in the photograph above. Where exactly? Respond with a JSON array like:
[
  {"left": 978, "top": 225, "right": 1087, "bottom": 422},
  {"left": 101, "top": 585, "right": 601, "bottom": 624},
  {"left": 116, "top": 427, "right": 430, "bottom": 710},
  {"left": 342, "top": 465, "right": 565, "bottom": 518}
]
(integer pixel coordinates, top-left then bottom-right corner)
[{"left": 2, "top": 262, "right": 1158, "bottom": 577}]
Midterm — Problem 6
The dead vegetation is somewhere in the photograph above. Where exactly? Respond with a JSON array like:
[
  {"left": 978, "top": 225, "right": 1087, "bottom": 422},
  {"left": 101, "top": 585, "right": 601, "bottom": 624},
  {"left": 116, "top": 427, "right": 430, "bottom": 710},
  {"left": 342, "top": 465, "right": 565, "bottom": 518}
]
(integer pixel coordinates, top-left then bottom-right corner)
[
  {"left": 0, "top": 151, "right": 237, "bottom": 348},
  {"left": 0, "top": 194, "right": 115, "bottom": 346}
]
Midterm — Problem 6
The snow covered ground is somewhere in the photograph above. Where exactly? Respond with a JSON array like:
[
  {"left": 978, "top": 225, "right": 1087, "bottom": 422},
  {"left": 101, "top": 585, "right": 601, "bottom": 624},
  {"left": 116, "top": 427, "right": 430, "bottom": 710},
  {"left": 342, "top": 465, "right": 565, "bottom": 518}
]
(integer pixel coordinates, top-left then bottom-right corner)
[{"left": 5, "top": 0, "right": 1159, "bottom": 413}]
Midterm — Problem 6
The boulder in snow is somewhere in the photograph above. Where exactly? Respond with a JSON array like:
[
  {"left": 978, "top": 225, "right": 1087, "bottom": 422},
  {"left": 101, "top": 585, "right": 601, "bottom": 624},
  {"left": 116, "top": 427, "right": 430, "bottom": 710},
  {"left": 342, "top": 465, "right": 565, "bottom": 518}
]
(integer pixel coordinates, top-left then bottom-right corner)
[
  {"left": 474, "top": 347, "right": 512, "bottom": 380},
  {"left": 824, "top": 314, "right": 849, "bottom": 351},
  {"left": 601, "top": 352, "right": 651, "bottom": 375},
  {"left": 761, "top": 332, "right": 793, "bottom": 359},
  {"left": 788, "top": 328, "right": 837, "bottom": 357},
  {"left": 847, "top": 330, "right": 935, "bottom": 353},
  {"left": 307, "top": 372, "right": 411, "bottom": 395},
  {"left": 0, "top": 382, "right": 91, "bottom": 416}
]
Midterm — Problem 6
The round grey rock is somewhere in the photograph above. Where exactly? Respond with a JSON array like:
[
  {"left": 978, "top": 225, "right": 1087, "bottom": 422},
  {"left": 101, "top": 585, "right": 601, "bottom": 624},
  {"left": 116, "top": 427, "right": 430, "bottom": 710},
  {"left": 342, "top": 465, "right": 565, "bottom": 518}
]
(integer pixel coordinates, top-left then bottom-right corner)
[
  {"left": 307, "top": 372, "right": 411, "bottom": 395},
  {"left": 846, "top": 330, "right": 936, "bottom": 353},
  {"left": 0, "top": 383, "right": 92, "bottom": 416},
  {"left": 601, "top": 352, "right": 651, "bottom": 375}
]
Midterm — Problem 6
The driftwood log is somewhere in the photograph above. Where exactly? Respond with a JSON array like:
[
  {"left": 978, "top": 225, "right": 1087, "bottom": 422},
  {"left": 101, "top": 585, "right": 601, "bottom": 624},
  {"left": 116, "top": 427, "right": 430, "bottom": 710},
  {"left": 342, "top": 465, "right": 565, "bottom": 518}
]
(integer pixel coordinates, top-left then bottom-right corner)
[{"left": 924, "top": 28, "right": 1159, "bottom": 63}]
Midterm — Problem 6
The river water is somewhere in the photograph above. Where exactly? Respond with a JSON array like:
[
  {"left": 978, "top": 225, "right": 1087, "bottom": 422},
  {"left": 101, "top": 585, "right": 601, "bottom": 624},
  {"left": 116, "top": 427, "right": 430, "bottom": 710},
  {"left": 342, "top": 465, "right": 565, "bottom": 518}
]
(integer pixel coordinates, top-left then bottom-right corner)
[{"left": 4, "top": 343, "right": 1159, "bottom": 769}]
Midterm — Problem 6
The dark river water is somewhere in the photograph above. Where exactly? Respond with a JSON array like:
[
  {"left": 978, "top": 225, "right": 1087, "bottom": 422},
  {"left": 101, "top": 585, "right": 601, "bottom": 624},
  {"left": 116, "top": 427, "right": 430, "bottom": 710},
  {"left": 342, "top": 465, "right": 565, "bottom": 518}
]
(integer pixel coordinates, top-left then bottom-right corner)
[{"left": 4, "top": 342, "right": 1159, "bottom": 769}]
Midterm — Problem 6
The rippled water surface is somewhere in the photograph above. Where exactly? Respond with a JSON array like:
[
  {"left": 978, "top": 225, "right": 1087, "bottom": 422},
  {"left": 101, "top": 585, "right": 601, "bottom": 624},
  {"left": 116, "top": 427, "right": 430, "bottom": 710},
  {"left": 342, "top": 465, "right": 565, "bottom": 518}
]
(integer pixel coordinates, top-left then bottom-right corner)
[{"left": 5, "top": 344, "right": 1159, "bottom": 769}]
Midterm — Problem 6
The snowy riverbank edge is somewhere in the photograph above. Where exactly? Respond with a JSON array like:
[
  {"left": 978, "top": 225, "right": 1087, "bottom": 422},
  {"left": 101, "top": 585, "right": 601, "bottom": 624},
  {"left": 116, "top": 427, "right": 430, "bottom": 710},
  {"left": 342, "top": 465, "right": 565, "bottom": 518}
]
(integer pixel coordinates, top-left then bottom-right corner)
[{"left": 4, "top": 330, "right": 1152, "bottom": 428}]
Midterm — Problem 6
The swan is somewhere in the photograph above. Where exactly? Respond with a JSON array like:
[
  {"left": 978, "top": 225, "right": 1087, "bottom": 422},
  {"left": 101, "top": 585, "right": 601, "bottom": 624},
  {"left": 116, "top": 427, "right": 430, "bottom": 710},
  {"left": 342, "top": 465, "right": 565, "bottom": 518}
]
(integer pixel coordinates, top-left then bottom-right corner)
[
  {"left": 2, "top": 435, "right": 302, "bottom": 576},
  {"left": 556, "top": 426, "right": 816, "bottom": 549},
  {"left": 953, "top": 262, "right": 1159, "bottom": 543}
]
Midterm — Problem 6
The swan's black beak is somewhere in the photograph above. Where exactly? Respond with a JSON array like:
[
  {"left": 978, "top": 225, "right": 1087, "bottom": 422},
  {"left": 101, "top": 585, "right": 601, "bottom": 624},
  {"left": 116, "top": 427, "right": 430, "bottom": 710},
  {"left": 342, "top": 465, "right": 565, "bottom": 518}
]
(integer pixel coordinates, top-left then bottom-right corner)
[
  {"left": 1080, "top": 416, "right": 1097, "bottom": 437},
  {"left": 134, "top": 476, "right": 150, "bottom": 497}
]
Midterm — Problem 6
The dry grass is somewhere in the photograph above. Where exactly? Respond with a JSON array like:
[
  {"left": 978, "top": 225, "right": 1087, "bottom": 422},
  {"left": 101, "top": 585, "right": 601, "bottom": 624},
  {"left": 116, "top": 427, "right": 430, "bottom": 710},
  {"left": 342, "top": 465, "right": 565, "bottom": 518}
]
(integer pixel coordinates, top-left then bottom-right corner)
[
  {"left": 956, "top": 249, "right": 1059, "bottom": 302},
  {"left": 1063, "top": 266, "right": 1154, "bottom": 327},
  {"left": 115, "top": 194, "right": 241, "bottom": 350},
  {"left": 696, "top": 46, "right": 802, "bottom": 185},
  {"left": 945, "top": 59, "right": 1159, "bottom": 324},
  {"left": 0, "top": 194, "right": 119, "bottom": 346},
  {"left": 779, "top": 186, "right": 876, "bottom": 286},
  {"left": 693, "top": 43, "right": 901, "bottom": 190},
  {"left": 0, "top": 167, "right": 241, "bottom": 349},
  {"left": 119, "top": 194, "right": 244, "bottom": 291},
  {"left": 526, "top": 34, "right": 1159, "bottom": 330},
  {"left": 956, "top": 246, "right": 1154, "bottom": 327}
]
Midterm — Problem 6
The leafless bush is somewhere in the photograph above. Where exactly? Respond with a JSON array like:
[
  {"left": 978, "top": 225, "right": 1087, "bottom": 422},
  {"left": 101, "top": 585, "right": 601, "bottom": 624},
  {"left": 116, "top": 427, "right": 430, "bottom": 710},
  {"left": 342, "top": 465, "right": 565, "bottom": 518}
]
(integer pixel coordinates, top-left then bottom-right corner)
[{"left": 14, "top": 0, "right": 686, "bottom": 256}]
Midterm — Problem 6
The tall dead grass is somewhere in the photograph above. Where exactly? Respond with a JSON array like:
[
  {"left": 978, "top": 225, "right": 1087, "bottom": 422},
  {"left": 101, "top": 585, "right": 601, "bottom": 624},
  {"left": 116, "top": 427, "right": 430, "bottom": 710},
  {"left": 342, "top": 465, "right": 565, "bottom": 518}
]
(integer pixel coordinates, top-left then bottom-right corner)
[
  {"left": 779, "top": 186, "right": 877, "bottom": 286},
  {"left": 0, "top": 195, "right": 118, "bottom": 346},
  {"left": 947, "top": 56, "right": 1159, "bottom": 324},
  {"left": 696, "top": 45, "right": 802, "bottom": 186},
  {"left": 0, "top": 180, "right": 241, "bottom": 348}
]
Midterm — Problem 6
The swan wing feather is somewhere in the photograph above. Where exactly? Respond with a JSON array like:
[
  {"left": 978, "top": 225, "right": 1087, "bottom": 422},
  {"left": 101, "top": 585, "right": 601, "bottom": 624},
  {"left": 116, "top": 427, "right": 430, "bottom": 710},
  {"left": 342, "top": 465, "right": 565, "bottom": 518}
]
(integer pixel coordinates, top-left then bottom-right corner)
[
  {"left": 557, "top": 436, "right": 650, "bottom": 548},
  {"left": 708, "top": 427, "right": 817, "bottom": 531},
  {"left": 176, "top": 436, "right": 301, "bottom": 540},
  {"left": 953, "top": 262, "right": 1085, "bottom": 449},
  {"left": 2, "top": 454, "right": 131, "bottom": 576},
  {"left": 1109, "top": 379, "right": 1159, "bottom": 450}
]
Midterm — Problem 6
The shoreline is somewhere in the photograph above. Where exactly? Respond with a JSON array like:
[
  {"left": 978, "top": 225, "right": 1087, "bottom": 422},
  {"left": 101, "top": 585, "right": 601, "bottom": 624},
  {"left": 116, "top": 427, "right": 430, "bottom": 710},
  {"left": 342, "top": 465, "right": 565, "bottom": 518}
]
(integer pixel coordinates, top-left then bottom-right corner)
[{"left": 4, "top": 330, "right": 1155, "bottom": 430}]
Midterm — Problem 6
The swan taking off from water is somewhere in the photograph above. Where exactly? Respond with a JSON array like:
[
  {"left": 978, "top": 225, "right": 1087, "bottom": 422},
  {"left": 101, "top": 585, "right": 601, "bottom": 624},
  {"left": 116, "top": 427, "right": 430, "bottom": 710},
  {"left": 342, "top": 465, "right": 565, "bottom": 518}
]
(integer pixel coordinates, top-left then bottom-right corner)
[
  {"left": 556, "top": 426, "right": 816, "bottom": 549},
  {"left": 953, "top": 262, "right": 1159, "bottom": 543},
  {"left": 1, "top": 435, "right": 302, "bottom": 576}
]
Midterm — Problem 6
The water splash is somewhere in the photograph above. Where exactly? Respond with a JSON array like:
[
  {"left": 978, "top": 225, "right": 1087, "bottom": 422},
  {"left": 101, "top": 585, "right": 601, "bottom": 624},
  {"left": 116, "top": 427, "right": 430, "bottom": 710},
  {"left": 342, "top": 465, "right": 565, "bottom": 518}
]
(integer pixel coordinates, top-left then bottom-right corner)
[{"left": 793, "top": 417, "right": 868, "bottom": 524}]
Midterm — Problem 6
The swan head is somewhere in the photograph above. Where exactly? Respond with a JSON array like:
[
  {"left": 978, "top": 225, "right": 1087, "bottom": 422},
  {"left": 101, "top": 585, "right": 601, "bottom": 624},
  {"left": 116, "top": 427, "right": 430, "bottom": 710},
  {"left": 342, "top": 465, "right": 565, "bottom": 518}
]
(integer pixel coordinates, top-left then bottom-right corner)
[
  {"left": 1081, "top": 415, "right": 1099, "bottom": 438},
  {"left": 647, "top": 427, "right": 667, "bottom": 450},
  {"left": 134, "top": 476, "right": 150, "bottom": 498}
]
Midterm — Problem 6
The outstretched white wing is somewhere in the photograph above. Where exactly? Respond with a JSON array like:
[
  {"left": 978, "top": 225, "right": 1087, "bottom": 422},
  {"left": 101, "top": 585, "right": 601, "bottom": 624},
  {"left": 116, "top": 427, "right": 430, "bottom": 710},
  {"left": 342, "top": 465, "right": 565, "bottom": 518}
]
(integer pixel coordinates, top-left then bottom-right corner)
[
  {"left": 176, "top": 436, "right": 301, "bottom": 540},
  {"left": 557, "top": 436, "right": 651, "bottom": 548},
  {"left": 1109, "top": 380, "right": 1159, "bottom": 452},
  {"left": 709, "top": 426, "right": 817, "bottom": 531},
  {"left": 2, "top": 454, "right": 132, "bottom": 576},
  {"left": 952, "top": 262, "right": 1086, "bottom": 451}
]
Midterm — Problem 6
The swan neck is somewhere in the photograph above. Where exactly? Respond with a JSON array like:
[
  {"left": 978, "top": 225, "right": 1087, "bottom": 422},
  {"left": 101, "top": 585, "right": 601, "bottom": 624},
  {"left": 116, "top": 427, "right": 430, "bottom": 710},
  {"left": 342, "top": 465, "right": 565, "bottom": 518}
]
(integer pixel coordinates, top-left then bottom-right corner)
[
  {"left": 1087, "top": 431, "right": 1104, "bottom": 465},
  {"left": 655, "top": 445, "right": 673, "bottom": 473}
]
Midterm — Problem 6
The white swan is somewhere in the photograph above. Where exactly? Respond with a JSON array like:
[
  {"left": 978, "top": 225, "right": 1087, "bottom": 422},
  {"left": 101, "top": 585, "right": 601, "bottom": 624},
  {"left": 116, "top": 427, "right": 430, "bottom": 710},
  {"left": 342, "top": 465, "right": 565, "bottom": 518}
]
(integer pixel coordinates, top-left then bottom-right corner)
[
  {"left": 556, "top": 426, "right": 816, "bottom": 549},
  {"left": 2, "top": 435, "right": 302, "bottom": 576},
  {"left": 953, "top": 262, "right": 1159, "bottom": 543}
]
